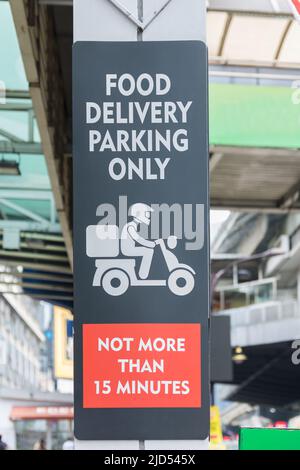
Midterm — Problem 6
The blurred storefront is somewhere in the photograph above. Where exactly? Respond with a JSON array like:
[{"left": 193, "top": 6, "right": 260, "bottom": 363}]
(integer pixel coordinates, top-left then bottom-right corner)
[
  {"left": 10, "top": 405, "right": 73, "bottom": 450},
  {"left": 0, "top": 388, "right": 73, "bottom": 450},
  {"left": 0, "top": 293, "right": 73, "bottom": 449}
]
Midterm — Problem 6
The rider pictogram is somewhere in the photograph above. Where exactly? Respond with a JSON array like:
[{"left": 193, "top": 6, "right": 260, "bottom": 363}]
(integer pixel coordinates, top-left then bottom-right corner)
[{"left": 86, "top": 203, "right": 196, "bottom": 297}]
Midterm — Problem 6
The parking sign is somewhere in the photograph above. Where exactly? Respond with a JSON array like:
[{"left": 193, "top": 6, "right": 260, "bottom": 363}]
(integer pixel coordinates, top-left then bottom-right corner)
[{"left": 73, "top": 41, "right": 210, "bottom": 440}]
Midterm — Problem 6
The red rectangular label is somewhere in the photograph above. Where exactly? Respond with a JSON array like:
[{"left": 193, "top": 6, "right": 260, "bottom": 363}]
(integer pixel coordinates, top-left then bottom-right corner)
[
  {"left": 83, "top": 323, "right": 201, "bottom": 408},
  {"left": 292, "top": 0, "right": 300, "bottom": 14}
]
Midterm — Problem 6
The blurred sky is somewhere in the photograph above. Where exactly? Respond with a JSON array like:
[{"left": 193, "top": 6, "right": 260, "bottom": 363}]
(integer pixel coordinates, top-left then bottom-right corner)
[
  {"left": 210, "top": 210, "right": 230, "bottom": 244},
  {"left": 0, "top": 3, "right": 27, "bottom": 90}
]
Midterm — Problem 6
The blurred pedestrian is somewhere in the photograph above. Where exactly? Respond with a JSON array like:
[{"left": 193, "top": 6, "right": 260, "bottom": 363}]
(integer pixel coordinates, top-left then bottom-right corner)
[
  {"left": 33, "top": 438, "right": 47, "bottom": 450},
  {"left": 0, "top": 435, "right": 8, "bottom": 450},
  {"left": 62, "top": 436, "right": 74, "bottom": 450}
]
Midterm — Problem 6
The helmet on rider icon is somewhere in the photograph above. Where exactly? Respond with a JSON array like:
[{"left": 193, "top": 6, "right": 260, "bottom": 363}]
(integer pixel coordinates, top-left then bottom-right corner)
[{"left": 129, "top": 203, "right": 153, "bottom": 226}]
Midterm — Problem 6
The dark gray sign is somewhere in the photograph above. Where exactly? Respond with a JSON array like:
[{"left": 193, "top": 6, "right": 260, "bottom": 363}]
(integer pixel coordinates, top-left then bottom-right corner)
[
  {"left": 73, "top": 41, "right": 210, "bottom": 440},
  {"left": 211, "top": 316, "right": 233, "bottom": 383}
]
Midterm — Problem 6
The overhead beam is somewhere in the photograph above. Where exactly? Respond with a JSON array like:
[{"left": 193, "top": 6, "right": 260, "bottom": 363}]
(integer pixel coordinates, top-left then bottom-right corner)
[
  {"left": 209, "top": 152, "right": 223, "bottom": 174},
  {"left": 208, "top": 0, "right": 292, "bottom": 16},
  {"left": 0, "top": 198, "right": 50, "bottom": 224},
  {"left": 211, "top": 201, "right": 300, "bottom": 213},
  {"left": 217, "top": 13, "right": 232, "bottom": 57},
  {"left": 209, "top": 69, "right": 300, "bottom": 82},
  {"left": 278, "top": 180, "right": 300, "bottom": 210},
  {"left": 0, "top": 271, "right": 72, "bottom": 283},
  {"left": 9, "top": 0, "right": 73, "bottom": 265},
  {"left": 0, "top": 102, "right": 33, "bottom": 111},
  {"left": 0, "top": 128, "right": 24, "bottom": 143},
  {"left": 0, "top": 190, "right": 54, "bottom": 200},
  {"left": 36, "top": 0, "right": 294, "bottom": 16},
  {"left": 0, "top": 259, "right": 72, "bottom": 274},
  {"left": 0, "top": 279, "right": 73, "bottom": 292},
  {"left": 0, "top": 221, "right": 60, "bottom": 233},
  {"left": 227, "top": 353, "right": 287, "bottom": 403},
  {"left": 0, "top": 248, "right": 69, "bottom": 263},
  {"left": 210, "top": 145, "right": 300, "bottom": 211},
  {"left": 21, "top": 232, "right": 64, "bottom": 242},
  {"left": 0, "top": 141, "right": 42, "bottom": 154},
  {"left": 14, "top": 242, "right": 66, "bottom": 253},
  {"left": 274, "top": 18, "right": 293, "bottom": 61},
  {"left": 0, "top": 291, "right": 73, "bottom": 301},
  {"left": 210, "top": 145, "right": 300, "bottom": 158},
  {"left": 5, "top": 89, "right": 31, "bottom": 99},
  {"left": 38, "top": 0, "right": 73, "bottom": 4}
]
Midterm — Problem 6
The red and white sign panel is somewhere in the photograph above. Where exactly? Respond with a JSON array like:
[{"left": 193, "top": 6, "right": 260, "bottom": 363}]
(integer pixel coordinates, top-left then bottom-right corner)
[
  {"left": 83, "top": 323, "right": 201, "bottom": 408},
  {"left": 290, "top": 0, "right": 300, "bottom": 20},
  {"left": 10, "top": 406, "right": 74, "bottom": 421}
]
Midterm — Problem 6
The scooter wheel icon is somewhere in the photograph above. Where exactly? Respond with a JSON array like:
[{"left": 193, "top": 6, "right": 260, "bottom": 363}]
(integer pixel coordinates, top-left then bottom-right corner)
[
  {"left": 168, "top": 269, "right": 195, "bottom": 296},
  {"left": 102, "top": 269, "right": 130, "bottom": 296},
  {"left": 90, "top": 231, "right": 196, "bottom": 297}
]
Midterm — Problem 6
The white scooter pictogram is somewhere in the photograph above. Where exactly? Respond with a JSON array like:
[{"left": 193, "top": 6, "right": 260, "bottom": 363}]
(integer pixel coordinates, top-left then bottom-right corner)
[{"left": 86, "top": 225, "right": 195, "bottom": 297}]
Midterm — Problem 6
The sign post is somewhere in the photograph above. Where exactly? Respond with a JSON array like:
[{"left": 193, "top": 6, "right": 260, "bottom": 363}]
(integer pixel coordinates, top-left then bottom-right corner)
[{"left": 73, "top": 0, "right": 209, "bottom": 450}]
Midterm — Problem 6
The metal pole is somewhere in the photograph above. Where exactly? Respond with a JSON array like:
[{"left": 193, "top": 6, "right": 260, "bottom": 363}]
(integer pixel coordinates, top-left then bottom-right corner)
[{"left": 46, "top": 421, "right": 52, "bottom": 450}]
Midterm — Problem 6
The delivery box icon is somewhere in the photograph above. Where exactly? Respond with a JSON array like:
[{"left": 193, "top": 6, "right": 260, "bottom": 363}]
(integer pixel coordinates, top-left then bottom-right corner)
[{"left": 86, "top": 224, "right": 119, "bottom": 258}]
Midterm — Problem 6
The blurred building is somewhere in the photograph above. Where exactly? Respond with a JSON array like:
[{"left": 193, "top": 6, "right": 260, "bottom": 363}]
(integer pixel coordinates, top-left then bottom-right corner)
[
  {"left": 0, "top": 294, "right": 72, "bottom": 449},
  {"left": 212, "top": 211, "right": 300, "bottom": 425},
  {"left": 0, "top": 293, "right": 45, "bottom": 390}
]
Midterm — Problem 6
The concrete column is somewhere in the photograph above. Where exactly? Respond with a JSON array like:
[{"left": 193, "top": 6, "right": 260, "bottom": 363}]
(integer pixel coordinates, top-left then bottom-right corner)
[{"left": 74, "top": 0, "right": 207, "bottom": 451}]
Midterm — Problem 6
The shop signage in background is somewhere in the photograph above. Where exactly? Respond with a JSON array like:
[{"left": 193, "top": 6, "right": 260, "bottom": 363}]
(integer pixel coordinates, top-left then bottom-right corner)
[
  {"left": 73, "top": 41, "right": 210, "bottom": 440},
  {"left": 54, "top": 306, "right": 73, "bottom": 380},
  {"left": 210, "top": 406, "right": 224, "bottom": 449},
  {"left": 10, "top": 406, "right": 74, "bottom": 421},
  {"left": 290, "top": 0, "right": 300, "bottom": 21},
  {"left": 240, "top": 427, "right": 300, "bottom": 450}
]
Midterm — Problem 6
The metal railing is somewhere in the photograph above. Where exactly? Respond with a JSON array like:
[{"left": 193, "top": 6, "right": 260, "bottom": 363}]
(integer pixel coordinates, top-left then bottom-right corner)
[{"left": 214, "top": 277, "right": 279, "bottom": 311}]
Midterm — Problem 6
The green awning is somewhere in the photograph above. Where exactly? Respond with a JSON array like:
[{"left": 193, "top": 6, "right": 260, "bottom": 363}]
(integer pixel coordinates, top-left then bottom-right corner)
[{"left": 209, "top": 84, "right": 300, "bottom": 149}]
